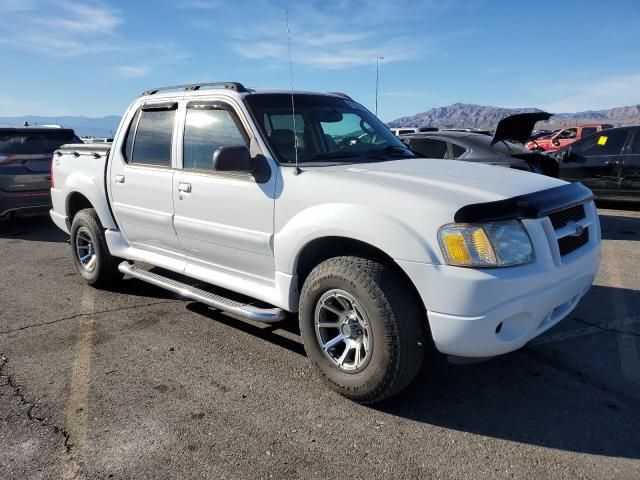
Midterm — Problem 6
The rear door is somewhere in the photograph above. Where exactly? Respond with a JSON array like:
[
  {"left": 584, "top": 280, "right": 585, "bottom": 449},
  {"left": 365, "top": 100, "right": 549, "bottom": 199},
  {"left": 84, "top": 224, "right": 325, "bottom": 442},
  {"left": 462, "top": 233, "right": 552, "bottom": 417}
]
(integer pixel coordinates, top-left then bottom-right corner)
[
  {"left": 559, "top": 129, "right": 628, "bottom": 193},
  {"left": 108, "top": 101, "right": 183, "bottom": 257},
  {"left": 172, "top": 100, "right": 277, "bottom": 283},
  {"left": 620, "top": 129, "right": 640, "bottom": 197}
]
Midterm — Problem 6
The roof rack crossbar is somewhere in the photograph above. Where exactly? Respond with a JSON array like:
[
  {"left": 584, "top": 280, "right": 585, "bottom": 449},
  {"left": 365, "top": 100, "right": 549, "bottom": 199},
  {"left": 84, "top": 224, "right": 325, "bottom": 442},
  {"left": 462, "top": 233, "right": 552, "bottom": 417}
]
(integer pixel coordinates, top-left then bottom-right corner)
[{"left": 142, "top": 82, "right": 248, "bottom": 96}]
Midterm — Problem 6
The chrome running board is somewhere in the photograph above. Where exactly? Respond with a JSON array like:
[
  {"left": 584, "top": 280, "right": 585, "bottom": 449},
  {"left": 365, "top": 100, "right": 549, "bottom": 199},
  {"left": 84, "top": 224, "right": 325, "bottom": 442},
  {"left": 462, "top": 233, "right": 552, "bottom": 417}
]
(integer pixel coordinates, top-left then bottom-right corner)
[{"left": 118, "top": 262, "right": 287, "bottom": 323}]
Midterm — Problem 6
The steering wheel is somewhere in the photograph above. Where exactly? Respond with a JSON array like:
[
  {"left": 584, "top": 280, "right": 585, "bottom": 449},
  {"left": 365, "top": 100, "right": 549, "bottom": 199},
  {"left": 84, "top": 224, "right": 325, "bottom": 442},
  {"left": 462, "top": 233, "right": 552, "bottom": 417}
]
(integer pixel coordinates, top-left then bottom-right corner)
[{"left": 337, "top": 136, "right": 362, "bottom": 149}]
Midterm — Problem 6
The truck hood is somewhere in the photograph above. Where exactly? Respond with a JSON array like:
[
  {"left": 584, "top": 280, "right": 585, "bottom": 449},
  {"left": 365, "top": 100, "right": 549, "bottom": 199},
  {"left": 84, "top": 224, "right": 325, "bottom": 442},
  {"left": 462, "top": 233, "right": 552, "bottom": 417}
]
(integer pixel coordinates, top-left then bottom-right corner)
[
  {"left": 491, "top": 112, "right": 552, "bottom": 146},
  {"left": 314, "top": 157, "right": 566, "bottom": 210}
]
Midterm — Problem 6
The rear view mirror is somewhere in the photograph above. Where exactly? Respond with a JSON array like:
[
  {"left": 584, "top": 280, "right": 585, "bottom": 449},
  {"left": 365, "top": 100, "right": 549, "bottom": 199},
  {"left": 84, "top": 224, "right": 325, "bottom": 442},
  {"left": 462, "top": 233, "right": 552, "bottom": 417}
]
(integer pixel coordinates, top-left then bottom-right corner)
[
  {"left": 212, "top": 146, "right": 253, "bottom": 172},
  {"left": 313, "top": 107, "right": 343, "bottom": 123}
]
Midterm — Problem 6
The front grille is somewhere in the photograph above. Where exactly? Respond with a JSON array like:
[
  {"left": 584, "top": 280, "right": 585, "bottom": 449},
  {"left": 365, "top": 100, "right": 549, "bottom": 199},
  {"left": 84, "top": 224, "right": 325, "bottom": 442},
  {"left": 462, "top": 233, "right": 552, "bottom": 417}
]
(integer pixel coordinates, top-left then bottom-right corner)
[
  {"left": 548, "top": 204, "right": 586, "bottom": 229},
  {"left": 558, "top": 228, "right": 589, "bottom": 256},
  {"left": 547, "top": 203, "right": 590, "bottom": 258}
]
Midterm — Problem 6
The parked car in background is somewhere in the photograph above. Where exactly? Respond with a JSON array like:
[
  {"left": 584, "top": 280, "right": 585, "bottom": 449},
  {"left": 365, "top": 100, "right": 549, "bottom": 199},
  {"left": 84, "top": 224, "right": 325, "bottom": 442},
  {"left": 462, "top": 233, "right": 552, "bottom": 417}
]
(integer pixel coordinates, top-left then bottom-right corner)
[
  {"left": 400, "top": 112, "right": 559, "bottom": 177},
  {"left": 1, "top": 126, "right": 81, "bottom": 219},
  {"left": 50, "top": 83, "right": 600, "bottom": 402},
  {"left": 389, "top": 127, "right": 438, "bottom": 136},
  {"left": 526, "top": 124, "right": 614, "bottom": 152},
  {"left": 549, "top": 125, "right": 640, "bottom": 201}
]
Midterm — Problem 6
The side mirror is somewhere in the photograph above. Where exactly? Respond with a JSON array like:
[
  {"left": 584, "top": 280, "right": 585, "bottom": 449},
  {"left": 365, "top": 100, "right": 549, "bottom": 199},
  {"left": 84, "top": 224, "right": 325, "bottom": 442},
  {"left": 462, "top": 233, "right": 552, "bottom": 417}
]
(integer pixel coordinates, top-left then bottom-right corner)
[
  {"left": 552, "top": 137, "right": 561, "bottom": 146},
  {"left": 212, "top": 146, "right": 253, "bottom": 172}
]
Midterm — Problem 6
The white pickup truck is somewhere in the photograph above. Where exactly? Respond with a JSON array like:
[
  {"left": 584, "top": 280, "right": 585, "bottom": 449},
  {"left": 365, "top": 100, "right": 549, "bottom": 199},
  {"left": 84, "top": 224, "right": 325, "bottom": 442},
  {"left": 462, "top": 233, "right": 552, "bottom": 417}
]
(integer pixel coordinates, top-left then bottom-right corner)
[{"left": 50, "top": 82, "right": 601, "bottom": 403}]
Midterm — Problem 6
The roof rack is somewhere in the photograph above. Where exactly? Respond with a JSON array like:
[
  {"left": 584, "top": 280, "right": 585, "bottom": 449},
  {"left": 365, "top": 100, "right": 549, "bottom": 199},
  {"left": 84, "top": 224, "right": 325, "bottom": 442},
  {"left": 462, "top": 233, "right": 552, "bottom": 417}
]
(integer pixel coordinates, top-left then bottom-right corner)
[
  {"left": 141, "top": 82, "right": 248, "bottom": 96},
  {"left": 327, "top": 91, "right": 353, "bottom": 100}
]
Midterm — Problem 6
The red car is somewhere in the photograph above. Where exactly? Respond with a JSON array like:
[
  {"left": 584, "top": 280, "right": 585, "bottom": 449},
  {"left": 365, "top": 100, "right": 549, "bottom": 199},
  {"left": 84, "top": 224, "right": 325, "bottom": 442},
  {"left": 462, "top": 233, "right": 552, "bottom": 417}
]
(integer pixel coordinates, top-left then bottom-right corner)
[{"left": 526, "top": 124, "right": 614, "bottom": 152}]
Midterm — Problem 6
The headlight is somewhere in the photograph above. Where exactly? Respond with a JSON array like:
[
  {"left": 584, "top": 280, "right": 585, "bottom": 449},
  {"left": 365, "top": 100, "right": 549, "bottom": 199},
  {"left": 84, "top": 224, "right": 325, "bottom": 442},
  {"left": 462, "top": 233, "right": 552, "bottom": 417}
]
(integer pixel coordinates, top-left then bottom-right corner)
[{"left": 438, "top": 220, "right": 534, "bottom": 267}]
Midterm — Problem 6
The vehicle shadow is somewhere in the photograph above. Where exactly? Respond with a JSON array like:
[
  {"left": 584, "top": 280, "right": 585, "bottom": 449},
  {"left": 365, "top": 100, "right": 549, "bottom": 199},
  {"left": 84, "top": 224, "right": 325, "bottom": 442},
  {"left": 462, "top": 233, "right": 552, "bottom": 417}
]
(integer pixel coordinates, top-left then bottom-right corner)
[
  {"left": 372, "top": 283, "right": 640, "bottom": 460},
  {"left": 184, "top": 284, "right": 639, "bottom": 459},
  {"left": 0, "top": 214, "right": 67, "bottom": 243},
  {"left": 598, "top": 213, "right": 640, "bottom": 241}
]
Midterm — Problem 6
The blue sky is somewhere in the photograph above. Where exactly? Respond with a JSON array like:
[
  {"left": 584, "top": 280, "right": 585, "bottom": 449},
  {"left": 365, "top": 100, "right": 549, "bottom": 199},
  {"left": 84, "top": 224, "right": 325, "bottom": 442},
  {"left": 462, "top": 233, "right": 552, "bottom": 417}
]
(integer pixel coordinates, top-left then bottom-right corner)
[{"left": 0, "top": 0, "right": 639, "bottom": 121}]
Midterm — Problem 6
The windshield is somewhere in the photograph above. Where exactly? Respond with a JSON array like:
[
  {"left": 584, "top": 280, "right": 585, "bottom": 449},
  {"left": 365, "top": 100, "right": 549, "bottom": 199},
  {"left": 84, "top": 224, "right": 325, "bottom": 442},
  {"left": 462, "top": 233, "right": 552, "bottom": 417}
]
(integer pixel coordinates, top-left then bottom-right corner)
[{"left": 245, "top": 94, "right": 414, "bottom": 164}]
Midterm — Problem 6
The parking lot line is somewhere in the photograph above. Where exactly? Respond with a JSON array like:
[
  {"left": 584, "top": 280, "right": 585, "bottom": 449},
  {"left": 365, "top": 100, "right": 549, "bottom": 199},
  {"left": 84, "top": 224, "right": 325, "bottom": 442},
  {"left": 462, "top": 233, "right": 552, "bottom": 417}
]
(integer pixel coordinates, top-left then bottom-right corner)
[{"left": 62, "top": 287, "right": 95, "bottom": 479}]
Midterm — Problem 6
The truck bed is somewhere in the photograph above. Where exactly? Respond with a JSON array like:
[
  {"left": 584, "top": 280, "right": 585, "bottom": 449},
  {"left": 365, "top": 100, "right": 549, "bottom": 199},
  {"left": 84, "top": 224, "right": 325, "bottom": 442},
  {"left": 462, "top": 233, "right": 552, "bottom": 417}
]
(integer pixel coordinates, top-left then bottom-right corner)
[{"left": 50, "top": 143, "right": 113, "bottom": 233}]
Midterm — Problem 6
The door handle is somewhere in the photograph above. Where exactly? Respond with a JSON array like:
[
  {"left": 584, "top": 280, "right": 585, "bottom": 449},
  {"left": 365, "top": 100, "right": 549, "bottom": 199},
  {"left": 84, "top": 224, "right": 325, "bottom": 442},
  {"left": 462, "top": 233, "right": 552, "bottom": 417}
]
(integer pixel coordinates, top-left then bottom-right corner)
[
  {"left": 178, "top": 182, "right": 192, "bottom": 193},
  {"left": 114, "top": 175, "right": 125, "bottom": 184}
]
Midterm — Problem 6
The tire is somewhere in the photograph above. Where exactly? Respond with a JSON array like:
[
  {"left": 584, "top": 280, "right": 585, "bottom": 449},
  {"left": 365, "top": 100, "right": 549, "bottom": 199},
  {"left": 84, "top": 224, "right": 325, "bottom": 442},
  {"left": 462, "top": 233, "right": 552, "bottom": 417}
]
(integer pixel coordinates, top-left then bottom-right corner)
[
  {"left": 299, "top": 256, "right": 428, "bottom": 403},
  {"left": 70, "top": 208, "right": 122, "bottom": 288}
]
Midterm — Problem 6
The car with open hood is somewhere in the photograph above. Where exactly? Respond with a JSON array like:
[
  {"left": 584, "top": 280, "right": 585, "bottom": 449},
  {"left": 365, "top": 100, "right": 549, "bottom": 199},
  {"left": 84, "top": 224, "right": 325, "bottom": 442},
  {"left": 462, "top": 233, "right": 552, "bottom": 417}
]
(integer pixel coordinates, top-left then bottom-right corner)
[{"left": 399, "top": 112, "right": 559, "bottom": 177}]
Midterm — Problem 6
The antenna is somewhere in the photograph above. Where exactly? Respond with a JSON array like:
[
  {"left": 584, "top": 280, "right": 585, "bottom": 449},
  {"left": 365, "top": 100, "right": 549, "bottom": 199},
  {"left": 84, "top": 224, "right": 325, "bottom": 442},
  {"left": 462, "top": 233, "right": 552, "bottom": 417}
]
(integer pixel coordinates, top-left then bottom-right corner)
[{"left": 286, "top": 10, "right": 301, "bottom": 175}]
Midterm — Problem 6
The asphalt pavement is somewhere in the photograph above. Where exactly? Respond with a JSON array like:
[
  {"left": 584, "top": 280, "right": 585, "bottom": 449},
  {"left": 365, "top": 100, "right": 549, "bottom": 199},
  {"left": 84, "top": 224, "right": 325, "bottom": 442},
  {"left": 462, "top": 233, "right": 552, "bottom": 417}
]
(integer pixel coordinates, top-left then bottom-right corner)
[{"left": 1, "top": 206, "right": 639, "bottom": 479}]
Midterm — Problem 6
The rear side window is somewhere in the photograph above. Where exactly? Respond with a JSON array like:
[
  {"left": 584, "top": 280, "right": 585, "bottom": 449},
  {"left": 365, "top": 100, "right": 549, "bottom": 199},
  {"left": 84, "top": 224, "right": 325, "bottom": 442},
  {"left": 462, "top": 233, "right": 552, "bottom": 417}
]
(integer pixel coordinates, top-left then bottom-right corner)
[
  {"left": 628, "top": 131, "right": 640, "bottom": 154},
  {"left": 183, "top": 106, "right": 248, "bottom": 171},
  {"left": 573, "top": 129, "right": 629, "bottom": 157},
  {"left": 125, "top": 106, "right": 176, "bottom": 167},
  {"left": 0, "top": 130, "right": 81, "bottom": 154},
  {"left": 581, "top": 127, "right": 597, "bottom": 138},
  {"left": 409, "top": 138, "right": 448, "bottom": 158},
  {"left": 451, "top": 143, "right": 467, "bottom": 158}
]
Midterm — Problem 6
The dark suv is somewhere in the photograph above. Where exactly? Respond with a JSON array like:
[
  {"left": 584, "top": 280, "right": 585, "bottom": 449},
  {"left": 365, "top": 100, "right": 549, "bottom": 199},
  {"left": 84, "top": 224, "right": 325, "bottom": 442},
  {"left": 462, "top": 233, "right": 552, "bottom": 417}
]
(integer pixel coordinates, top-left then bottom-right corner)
[{"left": 0, "top": 127, "right": 81, "bottom": 219}]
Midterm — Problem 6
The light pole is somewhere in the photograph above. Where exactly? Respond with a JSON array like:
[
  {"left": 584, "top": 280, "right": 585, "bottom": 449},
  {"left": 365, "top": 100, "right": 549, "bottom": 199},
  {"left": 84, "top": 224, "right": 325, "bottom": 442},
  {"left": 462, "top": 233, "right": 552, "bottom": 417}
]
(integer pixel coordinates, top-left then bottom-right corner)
[{"left": 375, "top": 56, "right": 384, "bottom": 117}]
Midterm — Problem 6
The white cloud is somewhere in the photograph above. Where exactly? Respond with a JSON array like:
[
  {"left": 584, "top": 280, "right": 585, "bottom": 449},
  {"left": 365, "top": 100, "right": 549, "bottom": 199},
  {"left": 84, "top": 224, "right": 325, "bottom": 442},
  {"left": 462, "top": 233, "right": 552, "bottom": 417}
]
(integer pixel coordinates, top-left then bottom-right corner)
[
  {"left": 186, "top": 0, "right": 451, "bottom": 69},
  {"left": 113, "top": 65, "right": 150, "bottom": 78},
  {"left": 537, "top": 73, "right": 640, "bottom": 113},
  {"left": 0, "top": 0, "right": 123, "bottom": 56},
  {"left": 174, "top": 0, "right": 222, "bottom": 8}
]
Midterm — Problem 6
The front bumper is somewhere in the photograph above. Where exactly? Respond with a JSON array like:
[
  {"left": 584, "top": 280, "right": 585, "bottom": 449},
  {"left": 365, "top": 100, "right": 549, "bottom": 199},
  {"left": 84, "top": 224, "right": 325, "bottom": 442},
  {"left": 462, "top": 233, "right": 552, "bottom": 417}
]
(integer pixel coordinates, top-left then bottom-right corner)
[{"left": 397, "top": 203, "right": 601, "bottom": 357}]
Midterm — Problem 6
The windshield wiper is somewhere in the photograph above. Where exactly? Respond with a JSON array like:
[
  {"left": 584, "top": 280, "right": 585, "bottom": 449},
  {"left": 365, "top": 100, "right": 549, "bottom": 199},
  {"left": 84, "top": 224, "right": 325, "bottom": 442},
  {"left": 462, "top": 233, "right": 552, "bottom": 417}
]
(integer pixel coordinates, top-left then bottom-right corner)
[{"left": 302, "top": 151, "right": 367, "bottom": 162}]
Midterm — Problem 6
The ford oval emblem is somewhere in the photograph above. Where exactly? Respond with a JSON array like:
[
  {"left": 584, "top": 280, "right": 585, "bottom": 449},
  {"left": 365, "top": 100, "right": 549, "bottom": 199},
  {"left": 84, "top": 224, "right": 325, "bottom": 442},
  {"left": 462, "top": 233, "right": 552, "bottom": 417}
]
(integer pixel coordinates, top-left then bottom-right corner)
[{"left": 572, "top": 224, "right": 585, "bottom": 237}]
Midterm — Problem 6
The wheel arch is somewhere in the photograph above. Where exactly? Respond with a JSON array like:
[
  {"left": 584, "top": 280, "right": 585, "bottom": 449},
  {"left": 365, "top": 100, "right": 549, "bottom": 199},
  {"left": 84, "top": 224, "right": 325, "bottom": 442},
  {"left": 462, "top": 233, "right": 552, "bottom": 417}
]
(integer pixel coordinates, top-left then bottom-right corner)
[
  {"left": 293, "top": 235, "right": 429, "bottom": 316},
  {"left": 63, "top": 171, "right": 116, "bottom": 230}
]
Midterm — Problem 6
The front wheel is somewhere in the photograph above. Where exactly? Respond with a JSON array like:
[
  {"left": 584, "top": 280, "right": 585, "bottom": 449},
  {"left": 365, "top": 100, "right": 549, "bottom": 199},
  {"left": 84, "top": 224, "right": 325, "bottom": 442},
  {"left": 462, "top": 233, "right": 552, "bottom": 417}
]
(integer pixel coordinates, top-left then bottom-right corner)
[
  {"left": 299, "top": 256, "right": 428, "bottom": 403},
  {"left": 70, "top": 208, "right": 122, "bottom": 288}
]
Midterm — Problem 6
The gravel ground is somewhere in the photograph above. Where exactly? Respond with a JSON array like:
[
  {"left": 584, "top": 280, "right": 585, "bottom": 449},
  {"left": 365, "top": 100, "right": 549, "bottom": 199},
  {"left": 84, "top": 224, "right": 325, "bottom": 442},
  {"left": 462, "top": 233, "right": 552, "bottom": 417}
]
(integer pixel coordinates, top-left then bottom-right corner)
[{"left": 1, "top": 206, "right": 639, "bottom": 479}]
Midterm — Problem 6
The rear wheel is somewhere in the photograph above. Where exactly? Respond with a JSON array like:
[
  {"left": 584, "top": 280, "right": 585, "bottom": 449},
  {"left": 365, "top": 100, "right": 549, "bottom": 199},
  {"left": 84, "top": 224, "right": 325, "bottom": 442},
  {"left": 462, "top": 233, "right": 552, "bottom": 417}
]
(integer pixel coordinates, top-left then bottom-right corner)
[
  {"left": 70, "top": 208, "right": 122, "bottom": 287},
  {"left": 299, "top": 256, "right": 428, "bottom": 403}
]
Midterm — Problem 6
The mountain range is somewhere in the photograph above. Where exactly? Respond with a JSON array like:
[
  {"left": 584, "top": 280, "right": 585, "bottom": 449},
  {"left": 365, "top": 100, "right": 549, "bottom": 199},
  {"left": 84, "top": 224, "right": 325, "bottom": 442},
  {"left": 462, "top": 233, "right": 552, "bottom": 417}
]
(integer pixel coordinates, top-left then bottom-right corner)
[
  {"left": 0, "top": 115, "right": 121, "bottom": 137},
  {"left": 2, "top": 103, "right": 640, "bottom": 136},
  {"left": 387, "top": 103, "right": 640, "bottom": 130}
]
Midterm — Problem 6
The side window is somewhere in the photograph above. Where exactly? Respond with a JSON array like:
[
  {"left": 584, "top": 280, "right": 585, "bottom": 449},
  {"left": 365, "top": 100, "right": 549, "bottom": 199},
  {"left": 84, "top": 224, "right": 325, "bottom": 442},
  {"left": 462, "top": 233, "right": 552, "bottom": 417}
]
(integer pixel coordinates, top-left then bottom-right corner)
[
  {"left": 573, "top": 130, "right": 628, "bottom": 157},
  {"left": 630, "top": 132, "right": 640, "bottom": 154},
  {"left": 581, "top": 127, "right": 597, "bottom": 138},
  {"left": 183, "top": 106, "right": 248, "bottom": 171},
  {"left": 410, "top": 138, "right": 448, "bottom": 158},
  {"left": 557, "top": 128, "right": 577, "bottom": 139},
  {"left": 128, "top": 106, "right": 176, "bottom": 167},
  {"left": 451, "top": 143, "right": 467, "bottom": 158}
]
